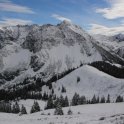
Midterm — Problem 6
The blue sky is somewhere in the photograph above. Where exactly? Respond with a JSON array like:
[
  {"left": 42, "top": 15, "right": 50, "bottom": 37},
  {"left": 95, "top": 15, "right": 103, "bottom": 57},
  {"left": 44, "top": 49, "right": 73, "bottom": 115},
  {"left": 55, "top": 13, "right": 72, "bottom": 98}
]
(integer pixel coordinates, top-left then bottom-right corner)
[{"left": 0, "top": 0, "right": 124, "bottom": 35}]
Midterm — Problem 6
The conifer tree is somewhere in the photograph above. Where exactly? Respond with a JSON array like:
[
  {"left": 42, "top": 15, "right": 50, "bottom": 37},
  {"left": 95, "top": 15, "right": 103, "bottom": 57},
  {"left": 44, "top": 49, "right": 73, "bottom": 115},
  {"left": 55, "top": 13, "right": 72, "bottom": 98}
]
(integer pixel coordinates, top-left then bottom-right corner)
[
  {"left": 91, "top": 95, "right": 97, "bottom": 104},
  {"left": 12, "top": 101, "right": 20, "bottom": 114},
  {"left": 7, "top": 103, "right": 12, "bottom": 113},
  {"left": 67, "top": 108, "right": 73, "bottom": 115},
  {"left": 72, "top": 93, "right": 80, "bottom": 106},
  {"left": 59, "top": 95, "right": 65, "bottom": 107},
  {"left": 42, "top": 92, "right": 48, "bottom": 100},
  {"left": 96, "top": 96, "right": 100, "bottom": 103},
  {"left": 54, "top": 104, "right": 63, "bottom": 115},
  {"left": 45, "top": 97, "right": 54, "bottom": 109},
  {"left": 54, "top": 97, "right": 60, "bottom": 108},
  {"left": 79, "top": 96, "right": 86, "bottom": 105},
  {"left": 20, "top": 105, "right": 27, "bottom": 115},
  {"left": 87, "top": 100, "right": 91, "bottom": 104},
  {"left": 64, "top": 96, "right": 69, "bottom": 107},
  {"left": 0, "top": 102, "right": 12, "bottom": 113},
  {"left": 116, "top": 95, "right": 123, "bottom": 102},
  {"left": 77, "top": 77, "right": 80, "bottom": 83},
  {"left": 106, "top": 94, "right": 110, "bottom": 103},
  {"left": 52, "top": 89, "right": 54, "bottom": 94},
  {"left": 30, "top": 101, "right": 40, "bottom": 113},
  {"left": 61, "top": 85, "right": 66, "bottom": 93},
  {"left": 30, "top": 104, "right": 35, "bottom": 113},
  {"left": 100, "top": 96, "right": 106, "bottom": 103},
  {"left": 53, "top": 94, "right": 56, "bottom": 100}
]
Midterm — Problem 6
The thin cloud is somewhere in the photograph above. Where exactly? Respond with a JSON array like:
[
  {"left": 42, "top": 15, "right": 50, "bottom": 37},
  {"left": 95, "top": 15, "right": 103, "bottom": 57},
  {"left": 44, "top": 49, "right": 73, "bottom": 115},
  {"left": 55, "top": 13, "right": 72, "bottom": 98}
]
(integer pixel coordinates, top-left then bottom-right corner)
[
  {"left": 0, "top": 0, "right": 35, "bottom": 14},
  {"left": 52, "top": 14, "right": 71, "bottom": 22},
  {"left": 0, "top": 0, "right": 11, "bottom": 2},
  {"left": 88, "top": 23, "right": 124, "bottom": 36},
  {"left": 0, "top": 18, "right": 32, "bottom": 28},
  {"left": 96, "top": 0, "right": 124, "bottom": 19}
]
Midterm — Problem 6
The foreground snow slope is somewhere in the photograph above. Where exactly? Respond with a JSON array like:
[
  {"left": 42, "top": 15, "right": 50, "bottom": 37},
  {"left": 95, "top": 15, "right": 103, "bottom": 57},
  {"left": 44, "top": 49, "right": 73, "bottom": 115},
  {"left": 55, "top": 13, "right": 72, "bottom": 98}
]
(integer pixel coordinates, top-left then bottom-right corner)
[
  {"left": 0, "top": 102, "right": 124, "bottom": 124},
  {"left": 41, "top": 65, "right": 124, "bottom": 100}
]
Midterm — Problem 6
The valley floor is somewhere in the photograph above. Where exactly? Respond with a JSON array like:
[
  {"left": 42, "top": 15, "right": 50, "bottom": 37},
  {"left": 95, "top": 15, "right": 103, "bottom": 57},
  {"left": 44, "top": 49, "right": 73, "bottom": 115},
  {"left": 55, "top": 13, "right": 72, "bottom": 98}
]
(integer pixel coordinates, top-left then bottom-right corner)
[{"left": 0, "top": 102, "right": 124, "bottom": 124}]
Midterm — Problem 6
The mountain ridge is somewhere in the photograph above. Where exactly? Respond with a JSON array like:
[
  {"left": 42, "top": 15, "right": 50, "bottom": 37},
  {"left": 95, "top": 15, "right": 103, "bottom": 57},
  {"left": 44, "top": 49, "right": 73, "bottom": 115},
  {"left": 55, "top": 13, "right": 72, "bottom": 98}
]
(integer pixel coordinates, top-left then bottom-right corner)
[{"left": 0, "top": 21, "right": 124, "bottom": 100}]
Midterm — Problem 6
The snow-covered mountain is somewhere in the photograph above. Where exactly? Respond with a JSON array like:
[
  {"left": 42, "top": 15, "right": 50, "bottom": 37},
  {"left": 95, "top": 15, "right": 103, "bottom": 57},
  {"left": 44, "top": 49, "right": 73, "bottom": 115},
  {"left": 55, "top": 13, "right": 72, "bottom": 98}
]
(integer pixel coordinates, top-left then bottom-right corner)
[
  {"left": 0, "top": 21, "right": 124, "bottom": 99},
  {"left": 43, "top": 65, "right": 124, "bottom": 100},
  {"left": 0, "top": 21, "right": 101, "bottom": 86},
  {"left": 93, "top": 34, "right": 124, "bottom": 58}
]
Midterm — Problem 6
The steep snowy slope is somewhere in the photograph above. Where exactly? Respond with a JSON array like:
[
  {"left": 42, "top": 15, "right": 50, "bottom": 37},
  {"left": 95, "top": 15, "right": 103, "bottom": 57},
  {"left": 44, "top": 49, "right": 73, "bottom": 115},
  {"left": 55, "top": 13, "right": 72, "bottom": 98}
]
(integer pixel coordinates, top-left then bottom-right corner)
[
  {"left": 93, "top": 34, "right": 119, "bottom": 50},
  {"left": 93, "top": 34, "right": 124, "bottom": 58},
  {"left": 40, "top": 65, "right": 124, "bottom": 100}
]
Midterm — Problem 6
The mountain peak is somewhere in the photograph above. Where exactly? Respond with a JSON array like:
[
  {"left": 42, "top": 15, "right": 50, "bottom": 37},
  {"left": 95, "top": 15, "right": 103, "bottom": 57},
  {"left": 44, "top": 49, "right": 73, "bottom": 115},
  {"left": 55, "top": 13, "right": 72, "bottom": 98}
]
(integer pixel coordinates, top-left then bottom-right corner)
[
  {"left": 58, "top": 20, "right": 72, "bottom": 27},
  {"left": 62, "top": 20, "right": 72, "bottom": 24}
]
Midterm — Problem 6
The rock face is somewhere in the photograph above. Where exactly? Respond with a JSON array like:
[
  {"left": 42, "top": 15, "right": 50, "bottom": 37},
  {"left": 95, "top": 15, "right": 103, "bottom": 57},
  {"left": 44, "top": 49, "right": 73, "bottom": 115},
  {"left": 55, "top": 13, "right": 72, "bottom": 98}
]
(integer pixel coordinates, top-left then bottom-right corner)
[
  {"left": 93, "top": 34, "right": 124, "bottom": 59},
  {"left": 116, "top": 47, "right": 124, "bottom": 58},
  {"left": 113, "top": 34, "right": 124, "bottom": 42},
  {"left": 0, "top": 21, "right": 124, "bottom": 89}
]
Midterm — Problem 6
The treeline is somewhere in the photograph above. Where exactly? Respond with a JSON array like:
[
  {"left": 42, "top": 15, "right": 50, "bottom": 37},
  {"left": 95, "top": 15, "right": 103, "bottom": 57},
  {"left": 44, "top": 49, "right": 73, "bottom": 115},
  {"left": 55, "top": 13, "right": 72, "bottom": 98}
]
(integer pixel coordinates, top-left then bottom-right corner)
[
  {"left": 51, "top": 94, "right": 124, "bottom": 116},
  {"left": 0, "top": 84, "right": 67, "bottom": 101},
  {"left": 45, "top": 95, "right": 69, "bottom": 110},
  {"left": 0, "top": 101, "right": 27, "bottom": 115},
  {"left": 45, "top": 93, "right": 124, "bottom": 110},
  {"left": 90, "top": 61, "right": 124, "bottom": 78},
  {"left": 0, "top": 93, "right": 123, "bottom": 114},
  {"left": 0, "top": 100, "right": 41, "bottom": 114}
]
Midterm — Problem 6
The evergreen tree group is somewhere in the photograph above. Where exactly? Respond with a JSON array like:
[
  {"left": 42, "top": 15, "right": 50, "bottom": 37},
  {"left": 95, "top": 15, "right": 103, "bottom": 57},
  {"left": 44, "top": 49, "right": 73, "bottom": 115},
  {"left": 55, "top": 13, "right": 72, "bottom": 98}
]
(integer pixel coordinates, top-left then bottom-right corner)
[
  {"left": 71, "top": 93, "right": 86, "bottom": 106},
  {"left": 0, "top": 102, "right": 11, "bottom": 113},
  {"left": 71, "top": 93, "right": 111, "bottom": 106},
  {"left": 0, "top": 93, "right": 123, "bottom": 115},
  {"left": 116, "top": 95, "right": 123, "bottom": 102},
  {"left": 45, "top": 95, "right": 69, "bottom": 110},
  {"left": 0, "top": 101, "right": 27, "bottom": 115},
  {"left": 12, "top": 101, "right": 20, "bottom": 114},
  {"left": 30, "top": 101, "right": 40, "bottom": 113},
  {"left": 45, "top": 93, "right": 124, "bottom": 111},
  {"left": 90, "top": 61, "right": 124, "bottom": 78},
  {"left": 54, "top": 104, "right": 64, "bottom": 115}
]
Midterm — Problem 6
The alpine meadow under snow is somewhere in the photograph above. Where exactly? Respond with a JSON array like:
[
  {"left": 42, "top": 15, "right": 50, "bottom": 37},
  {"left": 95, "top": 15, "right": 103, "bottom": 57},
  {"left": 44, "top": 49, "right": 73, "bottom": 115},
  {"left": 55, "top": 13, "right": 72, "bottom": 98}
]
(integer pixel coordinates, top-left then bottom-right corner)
[{"left": 0, "top": 102, "right": 124, "bottom": 124}]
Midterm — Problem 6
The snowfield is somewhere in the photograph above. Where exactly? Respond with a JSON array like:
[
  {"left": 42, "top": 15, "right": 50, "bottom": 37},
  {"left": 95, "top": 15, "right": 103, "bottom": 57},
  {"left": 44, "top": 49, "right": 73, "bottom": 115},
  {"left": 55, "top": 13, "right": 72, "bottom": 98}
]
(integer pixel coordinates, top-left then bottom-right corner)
[{"left": 0, "top": 102, "right": 124, "bottom": 124}]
